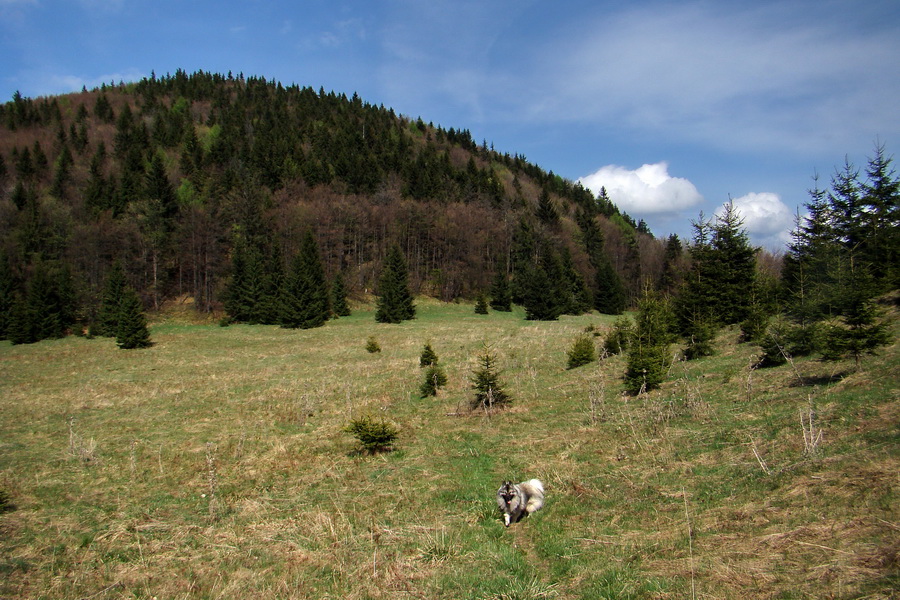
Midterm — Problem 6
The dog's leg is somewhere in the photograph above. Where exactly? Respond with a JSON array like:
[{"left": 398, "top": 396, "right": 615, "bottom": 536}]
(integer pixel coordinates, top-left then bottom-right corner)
[{"left": 504, "top": 513, "right": 511, "bottom": 527}]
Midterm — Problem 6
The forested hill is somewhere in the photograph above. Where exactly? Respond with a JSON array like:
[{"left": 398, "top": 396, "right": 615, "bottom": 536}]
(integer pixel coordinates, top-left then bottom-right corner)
[{"left": 0, "top": 69, "right": 659, "bottom": 334}]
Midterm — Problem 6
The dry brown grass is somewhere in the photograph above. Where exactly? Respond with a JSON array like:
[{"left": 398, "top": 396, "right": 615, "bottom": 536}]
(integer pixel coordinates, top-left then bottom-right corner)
[{"left": 0, "top": 301, "right": 897, "bottom": 599}]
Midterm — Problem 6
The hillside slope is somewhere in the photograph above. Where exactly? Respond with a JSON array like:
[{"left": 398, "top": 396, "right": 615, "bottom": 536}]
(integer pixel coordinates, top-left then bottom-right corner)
[{"left": 0, "top": 70, "right": 655, "bottom": 322}]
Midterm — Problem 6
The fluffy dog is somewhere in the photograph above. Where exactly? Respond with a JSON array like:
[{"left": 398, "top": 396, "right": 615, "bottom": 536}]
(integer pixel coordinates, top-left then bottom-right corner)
[{"left": 496, "top": 479, "right": 544, "bottom": 526}]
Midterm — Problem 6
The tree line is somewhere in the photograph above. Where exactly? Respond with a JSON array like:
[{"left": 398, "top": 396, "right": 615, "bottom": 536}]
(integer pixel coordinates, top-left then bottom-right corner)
[{"left": 0, "top": 70, "right": 648, "bottom": 343}]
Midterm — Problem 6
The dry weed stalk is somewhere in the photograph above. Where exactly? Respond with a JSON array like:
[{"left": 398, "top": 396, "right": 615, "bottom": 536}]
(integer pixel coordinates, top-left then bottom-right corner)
[
  {"left": 205, "top": 442, "right": 220, "bottom": 518},
  {"left": 749, "top": 437, "right": 772, "bottom": 475},
  {"left": 588, "top": 380, "right": 606, "bottom": 424},
  {"left": 801, "top": 397, "right": 823, "bottom": 458},
  {"left": 66, "top": 416, "right": 97, "bottom": 464},
  {"left": 683, "top": 486, "right": 697, "bottom": 600}
]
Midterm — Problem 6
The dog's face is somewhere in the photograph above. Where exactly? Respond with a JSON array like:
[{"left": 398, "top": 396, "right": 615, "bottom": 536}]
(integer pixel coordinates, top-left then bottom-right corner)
[{"left": 498, "top": 481, "right": 516, "bottom": 505}]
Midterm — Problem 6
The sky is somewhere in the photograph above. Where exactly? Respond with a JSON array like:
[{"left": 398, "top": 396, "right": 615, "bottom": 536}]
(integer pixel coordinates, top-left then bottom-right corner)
[{"left": 2, "top": 0, "right": 899, "bottom": 251}]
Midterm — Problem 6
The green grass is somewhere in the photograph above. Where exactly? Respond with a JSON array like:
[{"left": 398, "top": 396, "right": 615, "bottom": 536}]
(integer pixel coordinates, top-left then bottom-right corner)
[{"left": 0, "top": 299, "right": 897, "bottom": 599}]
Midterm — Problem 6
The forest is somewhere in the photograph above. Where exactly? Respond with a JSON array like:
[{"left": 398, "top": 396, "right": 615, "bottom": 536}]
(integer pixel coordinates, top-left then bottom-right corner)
[{"left": 0, "top": 69, "right": 897, "bottom": 368}]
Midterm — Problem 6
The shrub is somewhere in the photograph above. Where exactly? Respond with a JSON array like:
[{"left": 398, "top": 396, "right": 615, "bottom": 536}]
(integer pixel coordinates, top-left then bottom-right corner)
[
  {"left": 603, "top": 317, "right": 633, "bottom": 356},
  {"left": 420, "top": 364, "right": 448, "bottom": 397},
  {"left": 343, "top": 415, "right": 399, "bottom": 453},
  {"left": 567, "top": 335, "right": 597, "bottom": 369},
  {"left": 365, "top": 336, "right": 381, "bottom": 353}
]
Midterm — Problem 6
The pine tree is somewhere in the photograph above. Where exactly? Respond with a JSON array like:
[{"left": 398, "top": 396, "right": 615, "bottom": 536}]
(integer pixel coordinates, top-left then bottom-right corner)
[
  {"left": 95, "top": 261, "right": 127, "bottom": 336},
  {"left": 625, "top": 286, "right": 674, "bottom": 395},
  {"left": 419, "top": 343, "right": 439, "bottom": 367},
  {"left": 331, "top": 272, "right": 351, "bottom": 317},
  {"left": 536, "top": 188, "right": 558, "bottom": 224},
  {"left": 859, "top": 142, "right": 900, "bottom": 290},
  {"left": 0, "top": 251, "right": 14, "bottom": 340},
  {"left": 567, "top": 334, "right": 597, "bottom": 369},
  {"left": 489, "top": 260, "right": 512, "bottom": 311},
  {"left": 280, "top": 230, "right": 330, "bottom": 329},
  {"left": 116, "top": 285, "right": 152, "bottom": 349},
  {"left": 474, "top": 293, "right": 488, "bottom": 314},
  {"left": 375, "top": 245, "right": 415, "bottom": 323},
  {"left": 419, "top": 364, "right": 448, "bottom": 397},
  {"left": 594, "top": 257, "right": 627, "bottom": 315},
  {"left": 470, "top": 345, "right": 510, "bottom": 409}
]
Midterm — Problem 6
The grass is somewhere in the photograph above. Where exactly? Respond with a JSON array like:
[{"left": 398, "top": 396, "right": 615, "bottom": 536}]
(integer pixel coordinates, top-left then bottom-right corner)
[{"left": 0, "top": 298, "right": 897, "bottom": 599}]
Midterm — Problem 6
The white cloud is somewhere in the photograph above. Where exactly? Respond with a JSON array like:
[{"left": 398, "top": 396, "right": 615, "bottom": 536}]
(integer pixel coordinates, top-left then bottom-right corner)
[
  {"left": 717, "top": 193, "right": 794, "bottom": 250},
  {"left": 578, "top": 162, "right": 704, "bottom": 215}
]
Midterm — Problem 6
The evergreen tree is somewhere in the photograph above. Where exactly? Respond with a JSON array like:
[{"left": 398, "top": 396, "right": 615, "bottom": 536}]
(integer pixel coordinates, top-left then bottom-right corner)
[
  {"left": 657, "top": 234, "right": 684, "bottom": 294},
  {"left": 280, "top": 230, "right": 330, "bottom": 329},
  {"left": 594, "top": 257, "right": 627, "bottom": 315},
  {"left": 510, "top": 219, "right": 536, "bottom": 304},
  {"left": 0, "top": 251, "right": 14, "bottom": 340},
  {"left": 419, "top": 364, "right": 448, "bottom": 397},
  {"left": 331, "top": 271, "right": 351, "bottom": 317},
  {"left": 536, "top": 188, "right": 559, "bottom": 224},
  {"left": 625, "top": 286, "right": 674, "bottom": 395},
  {"left": 707, "top": 202, "right": 758, "bottom": 325},
  {"left": 96, "top": 261, "right": 127, "bottom": 336},
  {"left": 488, "top": 259, "right": 512, "bottom": 311},
  {"left": 858, "top": 142, "right": 900, "bottom": 290},
  {"left": 474, "top": 293, "right": 488, "bottom": 314},
  {"left": 419, "top": 343, "right": 438, "bottom": 367},
  {"left": 470, "top": 345, "right": 510, "bottom": 409},
  {"left": 560, "top": 248, "right": 592, "bottom": 314},
  {"left": 567, "top": 334, "right": 597, "bottom": 369},
  {"left": 116, "top": 285, "right": 152, "bottom": 349},
  {"left": 375, "top": 245, "right": 415, "bottom": 323}
]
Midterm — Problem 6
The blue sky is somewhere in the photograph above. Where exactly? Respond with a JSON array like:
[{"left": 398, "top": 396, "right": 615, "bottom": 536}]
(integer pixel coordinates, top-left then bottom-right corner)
[{"left": 2, "top": 0, "right": 899, "bottom": 250}]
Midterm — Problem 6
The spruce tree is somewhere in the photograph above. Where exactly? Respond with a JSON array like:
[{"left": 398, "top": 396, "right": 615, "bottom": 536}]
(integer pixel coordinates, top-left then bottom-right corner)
[
  {"left": 474, "top": 293, "right": 488, "bottom": 314},
  {"left": 567, "top": 334, "right": 597, "bottom": 369},
  {"left": 375, "top": 245, "right": 415, "bottom": 323},
  {"left": 594, "top": 257, "right": 627, "bottom": 315},
  {"left": 419, "top": 343, "right": 438, "bottom": 367},
  {"left": 625, "top": 287, "right": 674, "bottom": 395},
  {"left": 488, "top": 260, "right": 512, "bottom": 311},
  {"left": 420, "top": 364, "right": 448, "bottom": 397},
  {"left": 0, "top": 251, "right": 14, "bottom": 340},
  {"left": 331, "top": 272, "right": 351, "bottom": 317},
  {"left": 96, "top": 261, "right": 127, "bottom": 337},
  {"left": 116, "top": 285, "right": 152, "bottom": 349},
  {"left": 280, "top": 230, "right": 330, "bottom": 329},
  {"left": 470, "top": 345, "right": 510, "bottom": 409}
]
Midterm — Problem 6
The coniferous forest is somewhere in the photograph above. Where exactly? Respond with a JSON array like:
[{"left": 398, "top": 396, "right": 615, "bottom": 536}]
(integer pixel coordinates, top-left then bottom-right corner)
[{"left": 0, "top": 70, "right": 897, "bottom": 363}]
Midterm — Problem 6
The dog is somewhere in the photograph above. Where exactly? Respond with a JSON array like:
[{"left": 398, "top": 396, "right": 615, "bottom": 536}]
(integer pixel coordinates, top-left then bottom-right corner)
[{"left": 496, "top": 479, "right": 544, "bottom": 526}]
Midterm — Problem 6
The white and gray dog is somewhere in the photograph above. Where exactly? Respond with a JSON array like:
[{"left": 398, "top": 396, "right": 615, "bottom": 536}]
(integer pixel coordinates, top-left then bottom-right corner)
[{"left": 496, "top": 479, "right": 544, "bottom": 526}]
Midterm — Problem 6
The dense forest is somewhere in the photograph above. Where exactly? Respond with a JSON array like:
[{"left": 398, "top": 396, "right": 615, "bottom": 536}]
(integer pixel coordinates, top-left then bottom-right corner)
[
  {"left": 0, "top": 69, "right": 896, "bottom": 363},
  {"left": 0, "top": 70, "right": 662, "bottom": 337}
]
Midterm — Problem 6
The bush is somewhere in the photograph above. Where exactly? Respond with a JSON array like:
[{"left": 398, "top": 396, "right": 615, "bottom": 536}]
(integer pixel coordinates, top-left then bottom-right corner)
[
  {"left": 365, "top": 336, "right": 381, "bottom": 353},
  {"left": 343, "top": 415, "right": 399, "bottom": 453},
  {"left": 567, "top": 335, "right": 597, "bottom": 369},
  {"left": 603, "top": 317, "right": 633, "bottom": 356},
  {"left": 420, "top": 364, "right": 448, "bottom": 397}
]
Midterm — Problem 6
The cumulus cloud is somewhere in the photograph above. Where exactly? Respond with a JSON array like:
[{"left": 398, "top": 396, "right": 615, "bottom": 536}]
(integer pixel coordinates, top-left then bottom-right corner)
[
  {"left": 578, "top": 162, "right": 704, "bottom": 215},
  {"left": 716, "top": 193, "right": 794, "bottom": 250}
]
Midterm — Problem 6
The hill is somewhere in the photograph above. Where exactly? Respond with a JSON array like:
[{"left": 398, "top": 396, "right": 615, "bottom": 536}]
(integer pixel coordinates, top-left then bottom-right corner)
[
  {"left": 0, "top": 300, "right": 897, "bottom": 598},
  {"left": 0, "top": 70, "right": 655, "bottom": 329}
]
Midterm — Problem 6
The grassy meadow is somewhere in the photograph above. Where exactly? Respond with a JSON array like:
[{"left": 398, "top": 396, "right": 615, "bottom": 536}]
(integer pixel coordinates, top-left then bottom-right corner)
[{"left": 0, "top": 298, "right": 897, "bottom": 599}]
